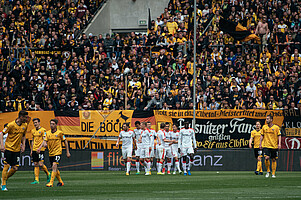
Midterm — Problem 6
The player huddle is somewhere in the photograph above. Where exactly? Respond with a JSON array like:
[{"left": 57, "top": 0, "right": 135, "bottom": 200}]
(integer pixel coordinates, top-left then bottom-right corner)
[
  {"left": 0, "top": 111, "right": 70, "bottom": 191},
  {"left": 249, "top": 115, "right": 281, "bottom": 178},
  {"left": 116, "top": 121, "right": 197, "bottom": 176}
]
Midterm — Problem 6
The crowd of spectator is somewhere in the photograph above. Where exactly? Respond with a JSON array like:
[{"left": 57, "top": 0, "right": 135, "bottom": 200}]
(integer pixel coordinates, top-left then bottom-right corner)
[{"left": 0, "top": 0, "right": 301, "bottom": 112}]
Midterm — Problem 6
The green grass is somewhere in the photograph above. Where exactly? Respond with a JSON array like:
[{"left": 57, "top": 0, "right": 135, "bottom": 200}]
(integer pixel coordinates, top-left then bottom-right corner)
[{"left": 1, "top": 171, "right": 301, "bottom": 200}]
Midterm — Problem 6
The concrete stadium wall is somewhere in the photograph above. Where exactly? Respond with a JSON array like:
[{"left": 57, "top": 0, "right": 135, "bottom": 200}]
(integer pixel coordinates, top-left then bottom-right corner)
[
  {"left": 84, "top": 0, "right": 169, "bottom": 35},
  {"left": 85, "top": 1, "right": 111, "bottom": 36}
]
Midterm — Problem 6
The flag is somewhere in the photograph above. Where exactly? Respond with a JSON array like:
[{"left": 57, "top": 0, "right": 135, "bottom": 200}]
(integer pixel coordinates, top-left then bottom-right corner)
[
  {"left": 200, "top": 14, "right": 215, "bottom": 36},
  {"left": 187, "top": 5, "right": 194, "bottom": 37},
  {"left": 219, "top": 18, "right": 261, "bottom": 43},
  {"left": 131, "top": 110, "right": 156, "bottom": 130},
  {"left": 55, "top": 110, "right": 81, "bottom": 135},
  {"left": 147, "top": 8, "right": 152, "bottom": 34}
]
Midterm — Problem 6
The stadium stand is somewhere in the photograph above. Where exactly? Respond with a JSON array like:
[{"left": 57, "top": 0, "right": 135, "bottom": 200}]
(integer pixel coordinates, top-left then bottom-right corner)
[{"left": 0, "top": 0, "right": 301, "bottom": 112}]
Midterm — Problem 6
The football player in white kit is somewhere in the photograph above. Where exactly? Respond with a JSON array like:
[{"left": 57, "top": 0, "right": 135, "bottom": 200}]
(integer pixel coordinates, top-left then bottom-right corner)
[
  {"left": 178, "top": 121, "right": 197, "bottom": 176},
  {"left": 156, "top": 123, "right": 166, "bottom": 175},
  {"left": 116, "top": 123, "right": 135, "bottom": 176},
  {"left": 1, "top": 124, "right": 8, "bottom": 165},
  {"left": 154, "top": 124, "right": 163, "bottom": 171},
  {"left": 170, "top": 124, "right": 182, "bottom": 174},
  {"left": 164, "top": 123, "right": 173, "bottom": 174},
  {"left": 133, "top": 121, "right": 143, "bottom": 174},
  {"left": 146, "top": 122, "right": 156, "bottom": 171},
  {"left": 138, "top": 122, "right": 153, "bottom": 176}
]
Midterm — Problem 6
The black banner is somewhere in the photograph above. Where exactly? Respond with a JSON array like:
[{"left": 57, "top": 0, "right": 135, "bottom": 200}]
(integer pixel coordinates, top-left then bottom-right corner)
[
  {"left": 283, "top": 109, "right": 301, "bottom": 137},
  {"left": 155, "top": 110, "right": 284, "bottom": 149},
  {"left": 172, "top": 118, "right": 266, "bottom": 149},
  {"left": 32, "top": 49, "right": 71, "bottom": 59}
]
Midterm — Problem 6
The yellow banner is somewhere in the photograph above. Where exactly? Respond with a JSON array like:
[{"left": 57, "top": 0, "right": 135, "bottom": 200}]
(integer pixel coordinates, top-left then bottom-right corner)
[
  {"left": 154, "top": 110, "right": 284, "bottom": 126},
  {"left": 79, "top": 110, "right": 133, "bottom": 137},
  {"left": 0, "top": 111, "right": 55, "bottom": 139}
]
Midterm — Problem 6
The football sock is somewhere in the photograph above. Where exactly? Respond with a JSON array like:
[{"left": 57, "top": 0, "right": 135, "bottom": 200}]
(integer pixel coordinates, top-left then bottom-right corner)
[
  {"left": 156, "top": 160, "right": 159, "bottom": 169},
  {"left": 265, "top": 160, "right": 270, "bottom": 172},
  {"left": 34, "top": 166, "right": 40, "bottom": 181},
  {"left": 1, "top": 165, "right": 9, "bottom": 185},
  {"left": 42, "top": 164, "right": 50, "bottom": 176},
  {"left": 147, "top": 161, "right": 151, "bottom": 172},
  {"left": 260, "top": 161, "right": 263, "bottom": 172},
  {"left": 144, "top": 161, "right": 147, "bottom": 173},
  {"left": 167, "top": 161, "right": 172, "bottom": 172},
  {"left": 182, "top": 160, "right": 186, "bottom": 172},
  {"left": 136, "top": 161, "right": 140, "bottom": 172},
  {"left": 49, "top": 171, "right": 57, "bottom": 185},
  {"left": 256, "top": 161, "right": 262, "bottom": 172},
  {"left": 56, "top": 170, "right": 63, "bottom": 183},
  {"left": 158, "top": 162, "right": 163, "bottom": 173},
  {"left": 7, "top": 168, "right": 17, "bottom": 179},
  {"left": 188, "top": 159, "right": 193, "bottom": 170},
  {"left": 126, "top": 161, "right": 131, "bottom": 173},
  {"left": 271, "top": 160, "right": 277, "bottom": 175},
  {"left": 175, "top": 160, "right": 180, "bottom": 172}
]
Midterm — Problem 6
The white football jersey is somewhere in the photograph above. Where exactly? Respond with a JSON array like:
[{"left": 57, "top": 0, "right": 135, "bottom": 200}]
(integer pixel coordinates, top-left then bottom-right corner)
[
  {"left": 178, "top": 128, "right": 197, "bottom": 149},
  {"left": 2, "top": 127, "right": 7, "bottom": 144},
  {"left": 3, "top": 133, "right": 7, "bottom": 144},
  {"left": 170, "top": 130, "right": 180, "bottom": 148},
  {"left": 149, "top": 129, "right": 156, "bottom": 147},
  {"left": 119, "top": 130, "right": 134, "bottom": 148},
  {"left": 140, "top": 129, "right": 152, "bottom": 147},
  {"left": 134, "top": 128, "right": 143, "bottom": 145},
  {"left": 156, "top": 129, "right": 166, "bottom": 148},
  {"left": 164, "top": 130, "right": 173, "bottom": 148}
]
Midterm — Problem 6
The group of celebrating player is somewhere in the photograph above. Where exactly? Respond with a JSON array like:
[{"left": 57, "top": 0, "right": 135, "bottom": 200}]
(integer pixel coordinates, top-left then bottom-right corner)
[
  {"left": 0, "top": 110, "right": 71, "bottom": 191},
  {"left": 118, "top": 114, "right": 282, "bottom": 178},
  {"left": 116, "top": 120, "right": 197, "bottom": 176},
  {"left": 249, "top": 115, "right": 281, "bottom": 178}
]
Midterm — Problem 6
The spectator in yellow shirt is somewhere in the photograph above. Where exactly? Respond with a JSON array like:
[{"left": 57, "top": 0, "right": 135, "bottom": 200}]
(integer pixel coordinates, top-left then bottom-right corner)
[{"left": 166, "top": 17, "right": 178, "bottom": 35}]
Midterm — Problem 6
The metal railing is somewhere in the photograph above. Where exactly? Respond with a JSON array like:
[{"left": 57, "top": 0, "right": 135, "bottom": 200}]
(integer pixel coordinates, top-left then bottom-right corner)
[
  {"left": 1, "top": 43, "right": 186, "bottom": 60},
  {"left": 2, "top": 41, "right": 299, "bottom": 60}
]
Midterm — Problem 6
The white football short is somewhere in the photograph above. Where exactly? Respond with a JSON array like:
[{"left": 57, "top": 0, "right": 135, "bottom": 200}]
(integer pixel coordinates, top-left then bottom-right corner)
[
  {"left": 165, "top": 147, "right": 173, "bottom": 159},
  {"left": 150, "top": 148, "right": 155, "bottom": 158},
  {"left": 171, "top": 145, "right": 180, "bottom": 158},
  {"left": 135, "top": 145, "right": 142, "bottom": 157},
  {"left": 180, "top": 147, "right": 194, "bottom": 156},
  {"left": 140, "top": 147, "right": 150, "bottom": 159},
  {"left": 157, "top": 147, "right": 166, "bottom": 160},
  {"left": 155, "top": 147, "right": 160, "bottom": 159},
  {"left": 122, "top": 147, "right": 133, "bottom": 159}
]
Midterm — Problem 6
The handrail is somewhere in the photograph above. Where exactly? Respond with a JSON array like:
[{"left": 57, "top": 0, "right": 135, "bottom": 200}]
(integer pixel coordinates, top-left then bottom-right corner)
[{"left": 1, "top": 41, "right": 299, "bottom": 60}]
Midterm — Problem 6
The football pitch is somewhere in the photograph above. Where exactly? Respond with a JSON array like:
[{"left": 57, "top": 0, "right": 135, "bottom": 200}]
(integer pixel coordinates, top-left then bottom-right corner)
[{"left": 1, "top": 171, "right": 301, "bottom": 200}]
